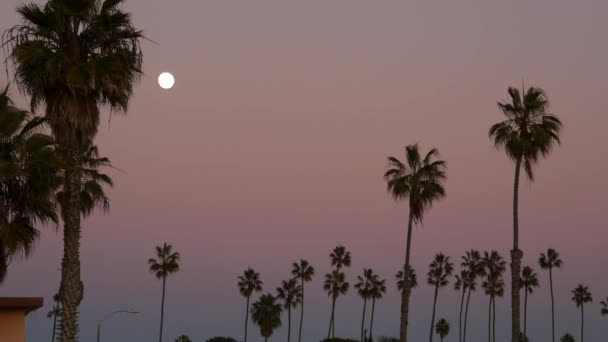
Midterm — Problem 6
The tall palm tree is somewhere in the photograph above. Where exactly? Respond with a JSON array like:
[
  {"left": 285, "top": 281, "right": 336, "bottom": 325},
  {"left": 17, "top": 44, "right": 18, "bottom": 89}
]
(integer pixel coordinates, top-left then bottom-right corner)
[
  {"left": 571, "top": 285, "right": 592, "bottom": 342},
  {"left": 489, "top": 86, "right": 562, "bottom": 342},
  {"left": 461, "top": 250, "right": 484, "bottom": 342},
  {"left": 276, "top": 278, "right": 302, "bottom": 342},
  {"left": 560, "top": 334, "right": 575, "bottom": 342},
  {"left": 520, "top": 266, "right": 539, "bottom": 338},
  {"left": 0, "top": 87, "right": 58, "bottom": 284},
  {"left": 454, "top": 270, "right": 469, "bottom": 342},
  {"left": 4, "top": 1, "right": 144, "bottom": 340},
  {"left": 435, "top": 319, "right": 450, "bottom": 342},
  {"left": 482, "top": 251, "right": 506, "bottom": 342},
  {"left": 47, "top": 293, "right": 62, "bottom": 342},
  {"left": 291, "top": 259, "right": 314, "bottom": 342},
  {"left": 601, "top": 297, "right": 608, "bottom": 316},
  {"left": 427, "top": 254, "right": 453, "bottom": 342},
  {"left": 323, "top": 270, "right": 349, "bottom": 339},
  {"left": 539, "top": 248, "right": 563, "bottom": 342},
  {"left": 368, "top": 272, "right": 386, "bottom": 342},
  {"left": 148, "top": 243, "right": 180, "bottom": 342},
  {"left": 330, "top": 245, "right": 351, "bottom": 271},
  {"left": 238, "top": 268, "right": 263, "bottom": 342},
  {"left": 355, "top": 269, "right": 374, "bottom": 342},
  {"left": 384, "top": 144, "right": 447, "bottom": 342},
  {"left": 251, "top": 293, "right": 283, "bottom": 342}
]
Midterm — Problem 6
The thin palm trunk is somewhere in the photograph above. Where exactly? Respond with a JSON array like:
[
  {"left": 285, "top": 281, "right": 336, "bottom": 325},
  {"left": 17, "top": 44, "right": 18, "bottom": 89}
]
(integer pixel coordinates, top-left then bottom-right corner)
[
  {"left": 328, "top": 297, "right": 336, "bottom": 339},
  {"left": 523, "top": 287, "right": 528, "bottom": 338},
  {"left": 298, "top": 278, "right": 304, "bottom": 342},
  {"left": 244, "top": 296, "right": 250, "bottom": 342},
  {"left": 458, "top": 287, "right": 466, "bottom": 342},
  {"left": 369, "top": 298, "right": 377, "bottom": 342},
  {"left": 492, "top": 297, "right": 496, "bottom": 342},
  {"left": 487, "top": 296, "right": 492, "bottom": 342},
  {"left": 360, "top": 298, "right": 368, "bottom": 342},
  {"left": 51, "top": 311, "right": 57, "bottom": 342},
  {"left": 511, "top": 158, "right": 523, "bottom": 342},
  {"left": 159, "top": 276, "right": 166, "bottom": 342},
  {"left": 463, "top": 288, "right": 472, "bottom": 342},
  {"left": 549, "top": 268, "right": 555, "bottom": 342},
  {"left": 287, "top": 306, "right": 292, "bottom": 342},
  {"left": 429, "top": 285, "right": 439, "bottom": 342},
  {"left": 580, "top": 304, "right": 584, "bottom": 342},
  {"left": 400, "top": 212, "right": 414, "bottom": 342}
]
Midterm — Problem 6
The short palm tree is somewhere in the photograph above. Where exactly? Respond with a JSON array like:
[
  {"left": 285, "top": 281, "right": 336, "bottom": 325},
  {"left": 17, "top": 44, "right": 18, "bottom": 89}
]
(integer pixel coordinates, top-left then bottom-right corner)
[
  {"left": 330, "top": 245, "right": 351, "bottom": 271},
  {"left": 355, "top": 269, "right": 374, "bottom": 342},
  {"left": 490, "top": 86, "right": 562, "bottom": 342},
  {"left": 251, "top": 293, "right": 283, "bottom": 342},
  {"left": 291, "top": 260, "right": 314, "bottom": 342},
  {"left": 368, "top": 272, "right": 386, "bottom": 342},
  {"left": 560, "top": 334, "right": 575, "bottom": 342},
  {"left": 47, "top": 293, "right": 62, "bottom": 342},
  {"left": 427, "top": 254, "right": 453, "bottom": 342},
  {"left": 238, "top": 268, "right": 263, "bottom": 342},
  {"left": 174, "top": 335, "right": 192, "bottom": 342},
  {"left": 520, "top": 266, "right": 539, "bottom": 338},
  {"left": 323, "top": 270, "right": 349, "bottom": 339},
  {"left": 384, "top": 144, "right": 447, "bottom": 342},
  {"left": 0, "top": 87, "right": 58, "bottom": 284},
  {"left": 276, "top": 278, "right": 302, "bottom": 342},
  {"left": 4, "top": 2, "right": 144, "bottom": 339},
  {"left": 539, "top": 248, "right": 563, "bottom": 342},
  {"left": 482, "top": 251, "right": 506, "bottom": 342},
  {"left": 571, "top": 285, "right": 592, "bottom": 342},
  {"left": 435, "top": 319, "right": 450, "bottom": 342},
  {"left": 601, "top": 297, "right": 608, "bottom": 316},
  {"left": 461, "top": 250, "right": 484, "bottom": 342},
  {"left": 148, "top": 243, "right": 180, "bottom": 342}
]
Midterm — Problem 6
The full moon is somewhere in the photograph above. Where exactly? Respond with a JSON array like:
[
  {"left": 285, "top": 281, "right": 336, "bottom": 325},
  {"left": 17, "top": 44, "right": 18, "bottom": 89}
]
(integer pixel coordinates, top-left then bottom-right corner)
[{"left": 158, "top": 72, "right": 175, "bottom": 89}]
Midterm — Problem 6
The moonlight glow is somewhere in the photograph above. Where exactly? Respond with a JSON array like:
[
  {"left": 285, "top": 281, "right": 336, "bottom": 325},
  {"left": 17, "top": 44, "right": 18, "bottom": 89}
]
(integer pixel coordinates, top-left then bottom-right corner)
[{"left": 158, "top": 72, "right": 175, "bottom": 89}]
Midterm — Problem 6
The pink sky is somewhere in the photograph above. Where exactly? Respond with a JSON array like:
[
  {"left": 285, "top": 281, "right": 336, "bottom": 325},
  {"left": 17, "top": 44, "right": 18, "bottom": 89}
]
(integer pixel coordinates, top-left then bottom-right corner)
[{"left": 1, "top": 0, "right": 607, "bottom": 341}]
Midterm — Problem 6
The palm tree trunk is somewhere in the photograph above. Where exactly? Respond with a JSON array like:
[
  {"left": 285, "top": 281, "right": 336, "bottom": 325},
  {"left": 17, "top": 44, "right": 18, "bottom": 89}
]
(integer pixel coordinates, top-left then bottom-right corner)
[
  {"left": 159, "top": 276, "right": 166, "bottom": 342},
  {"left": 51, "top": 311, "right": 57, "bottom": 342},
  {"left": 580, "top": 304, "right": 584, "bottom": 342},
  {"left": 360, "top": 298, "right": 367, "bottom": 342},
  {"left": 492, "top": 297, "right": 496, "bottom": 342},
  {"left": 523, "top": 287, "right": 528, "bottom": 338},
  {"left": 458, "top": 287, "right": 466, "bottom": 342},
  {"left": 287, "top": 306, "right": 292, "bottom": 342},
  {"left": 400, "top": 211, "right": 415, "bottom": 342},
  {"left": 549, "top": 268, "right": 555, "bottom": 342},
  {"left": 244, "top": 296, "right": 250, "bottom": 342},
  {"left": 511, "top": 158, "right": 523, "bottom": 342},
  {"left": 369, "top": 298, "right": 376, "bottom": 342},
  {"left": 59, "top": 163, "right": 83, "bottom": 342},
  {"left": 429, "top": 285, "right": 439, "bottom": 342},
  {"left": 298, "top": 279, "right": 304, "bottom": 342},
  {"left": 328, "top": 297, "right": 336, "bottom": 339},
  {"left": 488, "top": 296, "right": 492, "bottom": 342},
  {"left": 463, "top": 288, "right": 472, "bottom": 342}
]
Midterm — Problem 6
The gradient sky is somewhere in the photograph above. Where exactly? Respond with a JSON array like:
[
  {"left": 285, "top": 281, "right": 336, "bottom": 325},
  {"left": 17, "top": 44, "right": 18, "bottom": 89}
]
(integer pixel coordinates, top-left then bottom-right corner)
[{"left": 1, "top": 0, "right": 608, "bottom": 341}]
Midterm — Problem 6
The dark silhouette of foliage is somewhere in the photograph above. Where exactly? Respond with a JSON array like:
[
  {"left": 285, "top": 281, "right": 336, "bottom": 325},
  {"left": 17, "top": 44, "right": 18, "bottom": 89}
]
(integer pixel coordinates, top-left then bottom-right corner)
[
  {"left": 238, "top": 267, "right": 263, "bottom": 342},
  {"left": 148, "top": 242, "right": 180, "bottom": 342},
  {"left": 572, "top": 285, "right": 592, "bottom": 342},
  {"left": 292, "top": 259, "right": 314, "bottom": 342},
  {"left": 539, "top": 248, "right": 563, "bottom": 342},
  {"left": 251, "top": 293, "right": 283, "bottom": 342}
]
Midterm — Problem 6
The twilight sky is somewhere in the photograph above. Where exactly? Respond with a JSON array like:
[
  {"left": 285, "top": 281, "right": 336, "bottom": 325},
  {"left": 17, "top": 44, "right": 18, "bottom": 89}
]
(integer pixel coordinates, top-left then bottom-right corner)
[{"left": 1, "top": 0, "right": 608, "bottom": 341}]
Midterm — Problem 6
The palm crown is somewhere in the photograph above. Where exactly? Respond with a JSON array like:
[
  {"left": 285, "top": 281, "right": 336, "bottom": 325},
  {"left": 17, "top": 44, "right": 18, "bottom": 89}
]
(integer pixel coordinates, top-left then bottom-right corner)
[
  {"left": 560, "top": 334, "right": 575, "bottom": 342},
  {"left": 601, "top": 297, "right": 608, "bottom": 316},
  {"left": 427, "top": 254, "right": 454, "bottom": 288},
  {"left": 276, "top": 278, "right": 302, "bottom": 309},
  {"left": 148, "top": 243, "right": 180, "bottom": 280},
  {"left": 323, "top": 270, "right": 349, "bottom": 299},
  {"left": 539, "top": 248, "right": 563, "bottom": 270},
  {"left": 520, "top": 266, "right": 540, "bottom": 293},
  {"left": 330, "top": 246, "right": 351, "bottom": 270},
  {"left": 482, "top": 251, "right": 506, "bottom": 297},
  {"left": 251, "top": 294, "right": 283, "bottom": 339},
  {"left": 435, "top": 318, "right": 450, "bottom": 339},
  {"left": 291, "top": 259, "right": 314, "bottom": 282},
  {"left": 396, "top": 265, "right": 418, "bottom": 292},
  {"left": 369, "top": 274, "right": 387, "bottom": 300},
  {"left": 238, "top": 268, "right": 263, "bottom": 298},
  {"left": 354, "top": 269, "right": 374, "bottom": 299},
  {"left": 572, "top": 285, "right": 592, "bottom": 307}
]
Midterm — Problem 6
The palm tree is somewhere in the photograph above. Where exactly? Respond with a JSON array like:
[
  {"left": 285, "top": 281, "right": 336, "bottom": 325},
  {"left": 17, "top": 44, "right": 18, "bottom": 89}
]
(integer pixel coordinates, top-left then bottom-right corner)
[
  {"left": 560, "top": 334, "right": 575, "bottom": 342},
  {"left": 238, "top": 268, "right": 263, "bottom": 342},
  {"left": 427, "top": 254, "right": 453, "bottom": 342},
  {"left": 601, "top": 297, "right": 608, "bottom": 316},
  {"left": 384, "top": 144, "right": 447, "bottom": 342},
  {"left": 482, "top": 251, "right": 506, "bottom": 342},
  {"left": 454, "top": 270, "right": 469, "bottom": 342},
  {"left": 323, "top": 270, "right": 349, "bottom": 339},
  {"left": 571, "top": 285, "right": 592, "bottom": 342},
  {"left": 47, "top": 293, "right": 62, "bottom": 342},
  {"left": 276, "top": 278, "right": 302, "bottom": 342},
  {"left": 291, "top": 259, "right": 314, "bottom": 342},
  {"left": 489, "top": 86, "right": 562, "bottom": 342},
  {"left": 539, "top": 248, "right": 563, "bottom": 342},
  {"left": 4, "top": 1, "right": 144, "bottom": 340},
  {"left": 0, "top": 87, "right": 58, "bottom": 284},
  {"left": 148, "top": 243, "right": 180, "bottom": 342},
  {"left": 330, "top": 245, "right": 351, "bottom": 271},
  {"left": 461, "top": 250, "right": 484, "bottom": 342},
  {"left": 174, "top": 335, "right": 192, "bottom": 342},
  {"left": 435, "top": 319, "right": 450, "bottom": 342},
  {"left": 396, "top": 265, "right": 418, "bottom": 293},
  {"left": 520, "top": 266, "right": 539, "bottom": 338},
  {"left": 251, "top": 293, "right": 283, "bottom": 342},
  {"left": 368, "top": 272, "right": 386, "bottom": 342},
  {"left": 355, "top": 269, "right": 374, "bottom": 342}
]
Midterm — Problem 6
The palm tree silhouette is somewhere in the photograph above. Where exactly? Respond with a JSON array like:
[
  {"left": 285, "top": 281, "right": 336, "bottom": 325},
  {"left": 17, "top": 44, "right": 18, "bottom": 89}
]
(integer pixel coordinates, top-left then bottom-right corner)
[
  {"left": 47, "top": 294, "right": 62, "bottom": 342},
  {"left": 482, "top": 251, "right": 506, "bottom": 342},
  {"left": 4, "top": 2, "right": 144, "bottom": 339},
  {"left": 489, "top": 85, "right": 562, "bottom": 342},
  {"left": 368, "top": 272, "right": 386, "bottom": 342},
  {"left": 396, "top": 265, "right": 418, "bottom": 294},
  {"left": 572, "top": 285, "right": 592, "bottom": 342},
  {"left": 384, "top": 144, "right": 447, "bottom": 342},
  {"left": 355, "top": 269, "right": 374, "bottom": 342},
  {"left": 520, "top": 266, "right": 539, "bottom": 338},
  {"left": 454, "top": 270, "right": 469, "bottom": 342},
  {"left": 238, "top": 268, "right": 263, "bottom": 342},
  {"left": 601, "top": 297, "right": 608, "bottom": 316},
  {"left": 560, "top": 334, "right": 575, "bottom": 342},
  {"left": 427, "top": 254, "right": 453, "bottom": 342},
  {"left": 174, "top": 335, "right": 192, "bottom": 342},
  {"left": 148, "top": 243, "right": 180, "bottom": 342},
  {"left": 291, "top": 260, "right": 314, "bottom": 342},
  {"left": 251, "top": 293, "right": 283, "bottom": 342},
  {"left": 461, "top": 250, "right": 485, "bottom": 342},
  {"left": 330, "top": 246, "right": 351, "bottom": 271},
  {"left": 323, "top": 270, "right": 349, "bottom": 339},
  {"left": 539, "top": 248, "right": 563, "bottom": 342},
  {"left": 276, "top": 278, "right": 302, "bottom": 342},
  {"left": 435, "top": 318, "right": 450, "bottom": 342}
]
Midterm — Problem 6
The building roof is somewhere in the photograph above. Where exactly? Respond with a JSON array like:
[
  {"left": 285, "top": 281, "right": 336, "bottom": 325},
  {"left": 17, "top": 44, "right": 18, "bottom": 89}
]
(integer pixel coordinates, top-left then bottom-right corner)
[{"left": 0, "top": 297, "right": 44, "bottom": 315}]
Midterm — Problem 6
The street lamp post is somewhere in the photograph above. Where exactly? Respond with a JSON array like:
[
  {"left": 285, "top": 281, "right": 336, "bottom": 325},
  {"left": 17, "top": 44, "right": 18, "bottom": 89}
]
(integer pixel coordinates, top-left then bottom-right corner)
[{"left": 96, "top": 309, "right": 139, "bottom": 342}]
